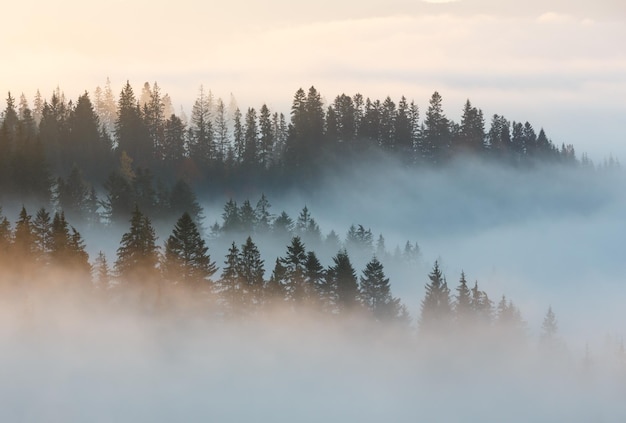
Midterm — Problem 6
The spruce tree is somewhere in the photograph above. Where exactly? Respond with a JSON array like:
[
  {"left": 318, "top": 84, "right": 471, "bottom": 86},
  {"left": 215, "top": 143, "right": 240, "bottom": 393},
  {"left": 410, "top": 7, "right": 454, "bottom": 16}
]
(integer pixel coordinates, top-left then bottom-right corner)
[
  {"left": 360, "top": 257, "right": 401, "bottom": 321},
  {"left": 540, "top": 306, "right": 558, "bottom": 343},
  {"left": 238, "top": 236, "right": 265, "bottom": 307},
  {"left": 328, "top": 249, "right": 359, "bottom": 313},
  {"left": 163, "top": 212, "right": 216, "bottom": 288},
  {"left": 115, "top": 206, "right": 159, "bottom": 280},
  {"left": 280, "top": 236, "right": 308, "bottom": 303},
  {"left": 219, "top": 242, "right": 241, "bottom": 311},
  {"left": 454, "top": 271, "right": 472, "bottom": 325},
  {"left": 418, "top": 261, "right": 452, "bottom": 333}
]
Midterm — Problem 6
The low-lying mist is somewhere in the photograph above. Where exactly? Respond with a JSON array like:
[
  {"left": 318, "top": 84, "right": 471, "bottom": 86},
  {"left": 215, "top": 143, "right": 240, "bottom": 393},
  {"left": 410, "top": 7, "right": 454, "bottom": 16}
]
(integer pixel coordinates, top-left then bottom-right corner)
[
  {"left": 198, "top": 158, "right": 625, "bottom": 341},
  {"left": 1, "top": 293, "right": 624, "bottom": 423},
  {"left": 1, "top": 157, "right": 625, "bottom": 421}
]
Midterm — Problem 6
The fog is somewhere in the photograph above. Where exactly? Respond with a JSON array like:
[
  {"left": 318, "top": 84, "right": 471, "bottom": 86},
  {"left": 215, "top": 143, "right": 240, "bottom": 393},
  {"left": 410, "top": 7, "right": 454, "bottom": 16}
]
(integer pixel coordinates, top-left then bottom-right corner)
[{"left": 2, "top": 159, "right": 626, "bottom": 421}]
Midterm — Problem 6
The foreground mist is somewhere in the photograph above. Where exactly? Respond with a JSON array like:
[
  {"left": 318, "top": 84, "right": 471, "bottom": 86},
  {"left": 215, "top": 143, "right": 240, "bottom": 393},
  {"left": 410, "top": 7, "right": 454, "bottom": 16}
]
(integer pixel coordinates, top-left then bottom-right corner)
[
  {"left": 1, "top": 159, "right": 626, "bottom": 421},
  {"left": 1, "top": 292, "right": 624, "bottom": 423}
]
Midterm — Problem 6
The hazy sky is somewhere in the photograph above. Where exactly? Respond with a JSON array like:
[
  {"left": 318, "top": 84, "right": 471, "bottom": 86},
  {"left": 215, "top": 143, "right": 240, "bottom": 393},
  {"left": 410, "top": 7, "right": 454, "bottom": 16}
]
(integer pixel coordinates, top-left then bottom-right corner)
[{"left": 2, "top": 0, "right": 625, "bottom": 160}]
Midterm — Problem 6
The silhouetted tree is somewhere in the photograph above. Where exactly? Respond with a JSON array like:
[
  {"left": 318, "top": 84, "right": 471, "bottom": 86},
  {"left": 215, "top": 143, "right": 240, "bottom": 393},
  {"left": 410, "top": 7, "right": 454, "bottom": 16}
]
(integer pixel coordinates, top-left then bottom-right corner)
[{"left": 162, "top": 212, "right": 216, "bottom": 288}]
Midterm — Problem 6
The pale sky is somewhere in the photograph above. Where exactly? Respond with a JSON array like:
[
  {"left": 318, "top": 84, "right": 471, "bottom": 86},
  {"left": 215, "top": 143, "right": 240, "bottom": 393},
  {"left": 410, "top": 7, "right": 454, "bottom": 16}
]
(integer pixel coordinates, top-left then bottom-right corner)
[{"left": 2, "top": 0, "right": 625, "bottom": 161}]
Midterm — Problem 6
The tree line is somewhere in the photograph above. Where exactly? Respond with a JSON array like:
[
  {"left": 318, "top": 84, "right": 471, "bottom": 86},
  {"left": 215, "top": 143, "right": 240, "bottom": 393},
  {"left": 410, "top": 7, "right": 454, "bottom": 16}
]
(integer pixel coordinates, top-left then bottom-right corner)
[
  {"left": 0, "top": 81, "right": 599, "bottom": 216},
  {"left": 0, "top": 200, "right": 562, "bottom": 350}
]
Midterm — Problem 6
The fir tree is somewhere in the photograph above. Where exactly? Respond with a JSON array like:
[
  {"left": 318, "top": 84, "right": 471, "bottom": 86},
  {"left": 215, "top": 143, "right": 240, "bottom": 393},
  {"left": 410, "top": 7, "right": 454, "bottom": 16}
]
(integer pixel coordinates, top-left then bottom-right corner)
[
  {"left": 115, "top": 206, "right": 159, "bottom": 280},
  {"left": 454, "top": 271, "right": 472, "bottom": 325},
  {"left": 238, "top": 236, "right": 265, "bottom": 307},
  {"left": 219, "top": 242, "right": 241, "bottom": 311},
  {"left": 328, "top": 249, "right": 359, "bottom": 313},
  {"left": 280, "top": 236, "right": 308, "bottom": 303},
  {"left": 163, "top": 212, "right": 216, "bottom": 287},
  {"left": 360, "top": 257, "right": 401, "bottom": 321},
  {"left": 418, "top": 261, "right": 452, "bottom": 333}
]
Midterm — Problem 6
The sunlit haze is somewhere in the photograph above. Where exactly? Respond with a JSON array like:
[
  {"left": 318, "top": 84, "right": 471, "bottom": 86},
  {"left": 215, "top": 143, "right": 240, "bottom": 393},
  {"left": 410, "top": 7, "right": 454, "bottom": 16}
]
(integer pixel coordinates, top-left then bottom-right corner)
[{"left": 1, "top": 1, "right": 626, "bottom": 422}]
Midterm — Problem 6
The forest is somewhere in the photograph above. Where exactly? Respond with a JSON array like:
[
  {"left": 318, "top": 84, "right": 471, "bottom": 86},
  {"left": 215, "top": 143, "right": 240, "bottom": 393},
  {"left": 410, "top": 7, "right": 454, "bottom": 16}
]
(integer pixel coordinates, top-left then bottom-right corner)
[
  {"left": 0, "top": 82, "right": 625, "bottom": 422},
  {"left": 0, "top": 80, "right": 600, "bottom": 217}
]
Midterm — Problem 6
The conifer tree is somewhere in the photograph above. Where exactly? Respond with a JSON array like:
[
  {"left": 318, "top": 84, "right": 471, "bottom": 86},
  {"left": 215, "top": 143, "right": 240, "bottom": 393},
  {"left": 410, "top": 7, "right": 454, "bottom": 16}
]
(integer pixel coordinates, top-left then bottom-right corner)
[
  {"left": 280, "top": 236, "right": 308, "bottom": 303},
  {"left": 360, "top": 257, "right": 401, "bottom": 321},
  {"left": 163, "top": 212, "right": 216, "bottom": 287},
  {"left": 258, "top": 104, "right": 273, "bottom": 168},
  {"left": 238, "top": 236, "right": 265, "bottom": 307},
  {"left": 221, "top": 199, "right": 241, "bottom": 234},
  {"left": 304, "top": 251, "right": 325, "bottom": 306},
  {"left": 0, "top": 207, "right": 12, "bottom": 267},
  {"left": 328, "top": 249, "right": 359, "bottom": 312},
  {"left": 254, "top": 194, "right": 273, "bottom": 234},
  {"left": 93, "top": 251, "right": 111, "bottom": 289},
  {"left": 32, "top": 207, "right": 52, "bottom": 265},
  {"left": 115, "top": 81, "right": 151, "bottom": 168},
  {"left": 115, "top": 206, "right": 159, "bottom": 280},
  {"left": 540, "top": 306, "right": 558, "bottom": 344},
  {"left": 13, "top": 206, "right": 35, "bottom": 259},
  {"left": 422, "top": 91, "right": 450, "bottom": 164},
  {"left": 219, "top": 242, "right": 242, "bottom": 311},
  {"left": 454, "top": 271, "right": 472, "bottom": 325},
  {"left": 239, "top": 200, "right": 256, "bottom": 235},
  {"left": 272, "top": 211, "right": 294, "bottom": 239},
  {"left": 418, "top": 261, "right": 452, "bottom": 333}
]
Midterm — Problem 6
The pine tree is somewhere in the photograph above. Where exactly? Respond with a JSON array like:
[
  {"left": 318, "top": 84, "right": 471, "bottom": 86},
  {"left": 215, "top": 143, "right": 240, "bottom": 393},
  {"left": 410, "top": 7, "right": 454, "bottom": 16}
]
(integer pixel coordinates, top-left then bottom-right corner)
[
  {"left": 272, "top": 211, "right": 294, "bottom": 239},
  {"left": 457, "top": 99, "right": 485, "bottom": 154},
  {"left": 254, "top": 194, "right": 273, "bottom": 234},
  {"left": 219, "top": 242, "right": 241, "bottom": 311},
  {"left": 540, "top": 306, "right": 558, "bottom": 344},
  {"left": 93, "top": 251, "right": 111, "bottom": 289},
  {"left": 454, "top": 271, "right": 472, "bottom": 325},
  {"left": 214, "top": 98, "right": 229, "bottom": 163},
  {"left": 418, "top": 261, "right": 452, "bottom": 333},
  {"left": 0, "top": 207, "right": 11, "bottom": 265},
  {"left": 163, "top": 212, "right": 216, "bottom": 288},
  {"left": 280, "top": 236, "right": 308, "bottom": 303},
  {"left": 115, "top": 81, "right": 151, "bottom": 168},
  {"left": 422, "top": 91, "right": 450, "bottom": 164},
  {"left": 239, "top": 200, "right": 256, "bottom": 235},
  {"left": 360, "top": 257, "right": 401, "bottom": 321},
  {"left": 115, "top": 206, "right": 159, "bottom": 280},
  {"left": 242, "top": 107, "right": 258, "bottom": 167},
  {"left": 221, "top": 199, "right": 240, "bottom": 234},
  {"left": 13, "top": 206, "right": 35, "bottom": 259},
  {"left": 258, "top": 104, "right": 273, "bottom": 168},
  {"left": 238, "top": 236, "right": 265, "bottom": 307},
  {"left": 304, "top": 251, "right": 325, "bottom": 306},
  {"left": 32, "top": 207, "right": 53, "bottom": 265},
  {"left": 328, "top": 249, "right": 359, "bottom": 313},
  {"left": 162, "top": 114, "right": 186, "bottom": 163}
]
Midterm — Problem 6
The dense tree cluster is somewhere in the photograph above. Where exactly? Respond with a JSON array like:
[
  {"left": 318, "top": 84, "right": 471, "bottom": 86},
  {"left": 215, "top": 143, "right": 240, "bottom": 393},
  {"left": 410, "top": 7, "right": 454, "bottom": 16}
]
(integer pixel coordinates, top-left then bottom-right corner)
[
  {"left": 0, "top": 199, "right": 563, "bottom": 351},
  {"left": 1, "top": 82, "right": 606, "bottom": 223}
]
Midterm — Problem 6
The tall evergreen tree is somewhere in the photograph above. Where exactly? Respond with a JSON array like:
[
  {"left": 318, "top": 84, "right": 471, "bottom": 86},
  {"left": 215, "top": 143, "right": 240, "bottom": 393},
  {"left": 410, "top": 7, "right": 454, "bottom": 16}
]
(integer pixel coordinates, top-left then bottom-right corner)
[
  {"left": 162, "top": 212, "right": 216, "bottom": 288},
  {"left": 115, "top": 206, "right": 159, "bottom": 280},
  {"left": 360, "top": 257, "right": 401, "bottom": 321},
  {"left": 422, "top": 91, "right": 450, "bottom": 164},
  {"left": 238, "top": 236, "right": 265, "bottom": 307},
  {"left": 280, "top": 236, "right": 308, "bottom": 303},
  {"left": 454, "top": 271, "right": 473, "bottom": 326},
  {"left": 219, "top": 242, "right": 242, "bottom": 311},
  {"left": 115, "top": 81, "right": 151, "bottom": 168},
  {"left": 418, "top": 261, "right": 452, "bottom": 333},
  {"left": 327, "top": 249, "right": 359, "bottom": 312}
]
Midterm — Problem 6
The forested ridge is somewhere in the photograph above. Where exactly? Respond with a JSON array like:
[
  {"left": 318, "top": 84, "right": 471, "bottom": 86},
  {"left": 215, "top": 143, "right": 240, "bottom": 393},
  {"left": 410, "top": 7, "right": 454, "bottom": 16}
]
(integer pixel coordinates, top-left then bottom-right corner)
[
  {"left": 0, "top": 198, "right": 565, "bottom": 350},
  {"left": 0, "top": 81, "right": 624, "bottom": 364},
  {"left": 0, "top": 80, "right": 608, "bottom": 225}
]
